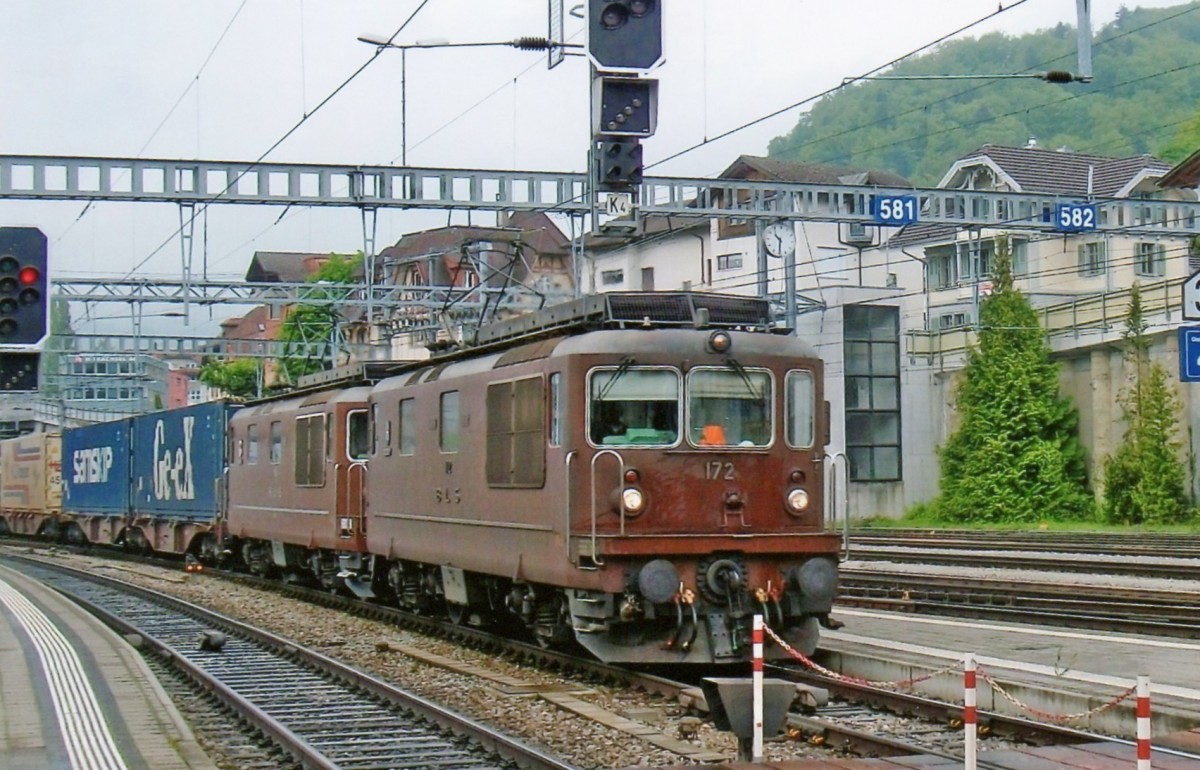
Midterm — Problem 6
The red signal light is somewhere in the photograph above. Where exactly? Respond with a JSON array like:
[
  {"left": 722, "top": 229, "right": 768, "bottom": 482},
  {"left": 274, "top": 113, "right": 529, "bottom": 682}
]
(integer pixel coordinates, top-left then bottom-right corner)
[{"left": 18, "top": 266, "right": 39, "bottom": 286}]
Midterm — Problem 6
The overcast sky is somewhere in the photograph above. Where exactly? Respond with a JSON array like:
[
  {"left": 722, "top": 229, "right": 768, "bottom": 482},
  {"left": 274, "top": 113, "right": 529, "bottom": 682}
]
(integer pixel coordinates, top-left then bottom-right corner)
[{"left": 0, "top": 0, "right": 1184, "bottom": 333}]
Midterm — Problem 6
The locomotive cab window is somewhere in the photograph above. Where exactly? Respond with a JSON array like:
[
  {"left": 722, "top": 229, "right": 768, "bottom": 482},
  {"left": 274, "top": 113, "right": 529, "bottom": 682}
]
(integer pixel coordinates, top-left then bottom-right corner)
[
  {"left": 347, "top": 409, "right": 369, "bottom": 461},
  {"left": 294, "top": 414, "right": 327, "bottom": 487},
  {"left": 785, "top": 370, "right": 816, "bottom": 448},
  {"left": 588, "top": 367, "right": 680, "bottom": 447},
  {"left": 247, "top": 424, "right": 259, "bottom": 464},
  {"left": 687, "top": 367, "right": 772, "bottom": 448}
]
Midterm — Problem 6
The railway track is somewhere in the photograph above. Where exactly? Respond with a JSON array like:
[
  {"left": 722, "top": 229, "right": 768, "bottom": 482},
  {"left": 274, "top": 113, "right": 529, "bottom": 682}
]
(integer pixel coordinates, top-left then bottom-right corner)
[
  {"left": 838, "top": 570, "right": 1200, "bottom": 637},
  {"left": 851, "top": 528, "right": 1200, "bottom": 560},
  {"left": 7, "top": 539, "right": 1196, "bottom": 766},
  {"left": 3, "top": 553, "right": 577, "bottom": 770}
]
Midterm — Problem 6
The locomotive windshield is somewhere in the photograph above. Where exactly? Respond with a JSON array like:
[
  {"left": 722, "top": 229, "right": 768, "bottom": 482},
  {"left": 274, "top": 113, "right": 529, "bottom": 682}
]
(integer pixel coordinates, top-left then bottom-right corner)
[
  {"left": 589, "top": 367, "right": 680, "bottom": 446},
  {"left": 687, "top": 367, "right": 772, "bottom": 448}
]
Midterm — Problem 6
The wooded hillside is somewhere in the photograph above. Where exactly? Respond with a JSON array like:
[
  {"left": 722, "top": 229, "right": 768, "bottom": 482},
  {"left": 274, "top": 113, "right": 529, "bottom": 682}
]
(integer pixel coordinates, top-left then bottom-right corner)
[{"left": 767, "top": 3, "right": 1200, "bottom": 185}]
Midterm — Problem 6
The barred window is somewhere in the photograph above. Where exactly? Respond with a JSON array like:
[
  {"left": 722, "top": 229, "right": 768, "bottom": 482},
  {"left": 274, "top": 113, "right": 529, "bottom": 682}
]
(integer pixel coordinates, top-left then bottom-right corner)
[
  {"left": 294, "top": 414, "right": 326, "bottom": 487},
  {"left": 844, "top": 305, "right": 901, "bottom": 482}
]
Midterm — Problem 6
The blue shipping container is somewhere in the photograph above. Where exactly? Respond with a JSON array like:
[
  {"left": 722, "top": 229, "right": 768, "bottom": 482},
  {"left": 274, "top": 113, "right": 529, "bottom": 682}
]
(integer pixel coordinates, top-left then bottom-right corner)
[
  {"left": 62, "top": 418, "right": 133, "bottom": 516},
  {"left": 130, "top": 401, "right": 234, "bottom": 521}
]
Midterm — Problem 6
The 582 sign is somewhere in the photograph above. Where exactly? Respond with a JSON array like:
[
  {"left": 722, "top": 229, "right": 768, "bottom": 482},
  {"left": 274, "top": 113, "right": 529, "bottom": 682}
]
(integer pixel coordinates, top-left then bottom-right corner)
[{"left": 1054, "top": 202, "right": 1098, "bottom": 233}]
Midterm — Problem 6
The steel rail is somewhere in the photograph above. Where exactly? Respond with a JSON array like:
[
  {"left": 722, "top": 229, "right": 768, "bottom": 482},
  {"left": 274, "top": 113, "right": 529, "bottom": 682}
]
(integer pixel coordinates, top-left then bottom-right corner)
[{"left": 5, "top": 553, "right": 578, "bottom": 770}]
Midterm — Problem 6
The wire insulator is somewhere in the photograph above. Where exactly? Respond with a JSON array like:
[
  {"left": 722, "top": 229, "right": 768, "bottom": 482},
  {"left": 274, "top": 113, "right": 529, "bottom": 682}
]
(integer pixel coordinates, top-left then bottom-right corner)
[
  {"left": 513, "top": 37, "right": 552, "bottom": 51},
  {"left": 1042, "top": 70, "right": 1075, "bottom": 83}
]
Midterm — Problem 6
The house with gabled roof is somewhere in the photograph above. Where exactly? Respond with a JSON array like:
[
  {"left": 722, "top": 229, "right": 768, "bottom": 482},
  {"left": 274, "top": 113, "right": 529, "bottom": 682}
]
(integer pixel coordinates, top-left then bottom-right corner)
[
  {"left": 584, "top": 154, "right": 911, "bottom": 299},
  {"left": 377, "top": 210, "right": 574, "bottom": 358}
]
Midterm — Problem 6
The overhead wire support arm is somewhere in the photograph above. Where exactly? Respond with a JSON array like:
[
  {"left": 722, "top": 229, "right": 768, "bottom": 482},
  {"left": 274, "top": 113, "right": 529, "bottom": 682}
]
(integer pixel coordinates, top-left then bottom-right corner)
[{"left": 5, "top": 155, "right": 1200, "bottom": 237}]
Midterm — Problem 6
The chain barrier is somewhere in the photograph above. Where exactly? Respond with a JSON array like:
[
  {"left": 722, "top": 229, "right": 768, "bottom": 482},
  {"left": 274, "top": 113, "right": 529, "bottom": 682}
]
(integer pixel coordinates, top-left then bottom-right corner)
[
  {"left": 977, "top": 665, "right": 1138, "bottom": 723},
  {"left": 763, "top": 622, "right": 961, "bottom": 689},
  {"left": 764, "top": 622, "right": 1140, "bottom": 725}
]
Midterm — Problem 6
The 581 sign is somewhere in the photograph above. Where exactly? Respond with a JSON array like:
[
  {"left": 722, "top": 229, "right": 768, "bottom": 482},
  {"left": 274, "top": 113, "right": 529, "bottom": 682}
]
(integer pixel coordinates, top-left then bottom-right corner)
[{"left": 873, "top": 195, "right": 919, "bottom": 226}]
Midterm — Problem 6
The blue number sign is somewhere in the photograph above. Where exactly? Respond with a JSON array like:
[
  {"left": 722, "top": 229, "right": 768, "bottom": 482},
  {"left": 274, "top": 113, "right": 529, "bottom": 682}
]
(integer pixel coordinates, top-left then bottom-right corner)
[
  {"left": 1179, "top": 327, "right": 1200, "bottom": 382},
  {"left": 873, "top": 195, "right": 919, "bottom": 226},
  {"left": 1055, "top": 203, "right": 1098, "bottom": 233}
]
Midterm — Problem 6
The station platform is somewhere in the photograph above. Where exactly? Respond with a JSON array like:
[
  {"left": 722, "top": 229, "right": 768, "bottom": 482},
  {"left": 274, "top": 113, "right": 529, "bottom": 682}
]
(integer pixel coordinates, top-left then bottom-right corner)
[{"left": 0, "top": 563, "right": 217, "bottom": 770}]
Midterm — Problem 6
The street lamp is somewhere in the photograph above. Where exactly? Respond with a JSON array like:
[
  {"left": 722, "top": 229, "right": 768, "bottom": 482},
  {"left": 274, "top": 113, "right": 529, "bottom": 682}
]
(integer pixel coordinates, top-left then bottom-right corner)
[{"left": 356, "top": 33, "right": 577, "bottom": 166}]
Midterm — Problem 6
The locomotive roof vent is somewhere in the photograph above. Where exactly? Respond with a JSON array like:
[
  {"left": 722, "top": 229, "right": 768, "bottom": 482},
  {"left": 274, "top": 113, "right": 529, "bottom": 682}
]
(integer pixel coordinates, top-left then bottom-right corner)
[{"left": 473, "top": 291, "right": 782, "bottom": 349}]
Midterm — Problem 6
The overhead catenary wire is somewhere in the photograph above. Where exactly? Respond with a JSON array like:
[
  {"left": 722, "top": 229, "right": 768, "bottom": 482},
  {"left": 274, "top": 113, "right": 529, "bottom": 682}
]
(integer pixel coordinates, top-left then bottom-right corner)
[{"left": 120, "top": 0, "right": 436, "bottom": 280}]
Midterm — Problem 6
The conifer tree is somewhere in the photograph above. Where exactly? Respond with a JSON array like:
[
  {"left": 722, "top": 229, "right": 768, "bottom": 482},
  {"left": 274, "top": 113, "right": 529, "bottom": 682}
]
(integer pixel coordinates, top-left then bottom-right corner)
[
  {"left": 937, "top": 236, "right": 1093, "bottom": 522},
  {"left": 1102, "top": 283, "right": 1191, "bottom": 524}
]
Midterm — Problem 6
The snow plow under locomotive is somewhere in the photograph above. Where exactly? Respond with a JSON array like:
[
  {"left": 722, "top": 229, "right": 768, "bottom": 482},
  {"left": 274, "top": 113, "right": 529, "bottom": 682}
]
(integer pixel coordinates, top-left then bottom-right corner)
[{"left": 1, "top": 292, "right": 844, "bottom": 664}]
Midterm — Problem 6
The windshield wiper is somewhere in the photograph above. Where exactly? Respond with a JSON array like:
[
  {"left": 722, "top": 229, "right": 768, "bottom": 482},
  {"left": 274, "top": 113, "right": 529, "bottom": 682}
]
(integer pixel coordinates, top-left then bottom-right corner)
[
  {"left": 726, "top": 358, "right": 762, "bottom": 401},
  {"left": 597, "top": 356, "right": 635, "bottom": 401}
]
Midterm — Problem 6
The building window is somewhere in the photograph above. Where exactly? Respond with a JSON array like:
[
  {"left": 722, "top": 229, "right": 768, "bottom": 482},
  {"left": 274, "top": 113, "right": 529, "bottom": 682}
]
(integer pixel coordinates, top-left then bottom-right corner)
[
  {"left": 935, "top": 312, "right": 968, "bottom": 331},
  {"left": 1078, "top": 241, "right": 1106, "bottom": 276},
  {"left": 844, "top": 305, "right": 901, "bottom": 482},
  {"left": 1011, "top": 239, "right": 1029, "bottom": 276},
  {"left": 927, "top": 245, "right": 957, "bottom": 289},
  {"left": 716, "top": 253, "right": 743, "bottom": 271},
  {"left": 398, "top": 398, "right": 415, "bottom": 455},
  {"left": 439, "top": 391, "right": 460, "bottom": 453},
  {"left": 601, "top": 269, "right": 624, "bottom": 286},
  {"left": 1135, "top": 242, "right": 1165, "bottom": 277},
  {"left": 294, "top": 414, "right": 326, "bottom": 487},
  {"left": 269, "top": 421, "right": 282, "bottom": 464}
]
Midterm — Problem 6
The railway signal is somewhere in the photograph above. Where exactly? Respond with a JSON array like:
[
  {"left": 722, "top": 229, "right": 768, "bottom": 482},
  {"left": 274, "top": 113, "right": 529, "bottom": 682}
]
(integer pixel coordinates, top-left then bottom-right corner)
[
  {"left": 0, "top": 227, "right": 48, "bottom": 391},
  {"left": 596, "top": 138, "right": 644, "bottom": 190},
  {"left": 587, "top": 0, "right": 663, "bottom": 72},
  {"left": 0, "top": 227, "right": 48, "bottom": 346}
]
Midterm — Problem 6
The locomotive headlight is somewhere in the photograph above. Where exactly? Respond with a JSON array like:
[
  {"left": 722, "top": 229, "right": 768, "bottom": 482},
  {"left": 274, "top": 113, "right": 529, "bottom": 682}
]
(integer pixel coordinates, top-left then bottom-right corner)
[
  {"left": 622, "top": 487, "right": 646, "bottom": 514},
  {"left": 707, "top": 330, "right": 732, "bottom": 353},
  {"left": 785, "top": 488, "right": 809, "bottom": 514}
]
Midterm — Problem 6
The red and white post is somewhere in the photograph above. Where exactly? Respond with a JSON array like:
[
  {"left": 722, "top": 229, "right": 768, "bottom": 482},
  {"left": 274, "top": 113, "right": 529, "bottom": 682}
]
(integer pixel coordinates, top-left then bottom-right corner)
[
  {"left": 752, "top": 613, "right": 764, "bottom": 761},
  {"left": 964, "top": 653, "right": 977, "bottom": 770},
  {"left": 1137, "top": 675, "right": 1152, "bottom": 770}
]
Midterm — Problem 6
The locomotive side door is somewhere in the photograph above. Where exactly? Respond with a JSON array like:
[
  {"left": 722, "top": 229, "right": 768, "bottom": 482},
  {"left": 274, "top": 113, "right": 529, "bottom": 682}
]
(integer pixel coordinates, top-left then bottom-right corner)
[{"left": 338, "top": 407, "right": 370, "bottom": 545}]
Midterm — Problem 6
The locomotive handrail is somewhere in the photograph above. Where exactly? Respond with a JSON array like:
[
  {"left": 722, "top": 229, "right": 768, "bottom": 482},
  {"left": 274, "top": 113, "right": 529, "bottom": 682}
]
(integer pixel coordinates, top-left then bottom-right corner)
[
  {"left": 346, "top": 461, "right": 367, "bottom": 538},
  {"left": 586, "top": 448, "right": 627, "bottom": 567},
  {"left": 564, "top": 451, "right": 586, "bottom": 569},
  {"left": 824, "top": 451, "right": 850, "bottom": 561},
  {"left": 334, "top": 462, "right": 368, "bottom": 539}
]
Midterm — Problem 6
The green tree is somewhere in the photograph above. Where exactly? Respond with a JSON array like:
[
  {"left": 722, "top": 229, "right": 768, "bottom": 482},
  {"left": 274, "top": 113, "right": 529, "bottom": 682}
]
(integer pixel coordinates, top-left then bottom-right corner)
[
  {"left": 39, "top": 298, "right": 73, "bottom": 393},
  {"left": 198, "top": 358, "right": 263, "bottom": 400},
  {"left": 1101, "top": 283, "right": 1191, "bottom": 524},
  {"left": 937, "top": 237, "right": 1093, "bottom": 522},
  {"left": 276, "top": 252, "right": 362, "bottom": 385}
]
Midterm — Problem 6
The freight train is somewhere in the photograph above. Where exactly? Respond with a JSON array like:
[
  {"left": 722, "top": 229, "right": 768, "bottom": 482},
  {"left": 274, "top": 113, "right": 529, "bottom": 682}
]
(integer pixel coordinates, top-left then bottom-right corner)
[{"left": 0, "top": 292, "right": 842, "bottom": 664}]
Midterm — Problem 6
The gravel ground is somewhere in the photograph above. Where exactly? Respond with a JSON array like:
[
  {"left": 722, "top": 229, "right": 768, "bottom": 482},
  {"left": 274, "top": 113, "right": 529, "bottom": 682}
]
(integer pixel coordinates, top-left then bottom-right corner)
[{"left": 40, "top": 550, "right": 839, "bottom": 769}]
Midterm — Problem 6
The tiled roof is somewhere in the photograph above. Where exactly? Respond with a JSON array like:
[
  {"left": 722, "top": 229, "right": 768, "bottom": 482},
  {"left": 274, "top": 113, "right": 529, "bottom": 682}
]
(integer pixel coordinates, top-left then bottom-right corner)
[
  {"left": 722, "top": 155, "right": 912, "bottom": 188},
  {"left": 245, "top": 251, "right": 332, "bottom": 283},
  {"left": 1159, "top": 147, "right": 1200, "bottom": 189},
  {"left": 379, "top": 212, "right": 568, "bottom": 263},
  {"left": 884, "top": 223, "right": 959, "bottom": 249},
  {"left": 953, "top": 145, "right": 1169, "bottom": 196}
]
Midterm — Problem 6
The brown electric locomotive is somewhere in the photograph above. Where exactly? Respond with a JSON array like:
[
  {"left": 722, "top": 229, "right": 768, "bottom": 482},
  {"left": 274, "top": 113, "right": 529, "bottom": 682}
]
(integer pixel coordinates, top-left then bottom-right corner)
[{"left": 356, "top": 292, "right": 840, "bottom": 664}]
